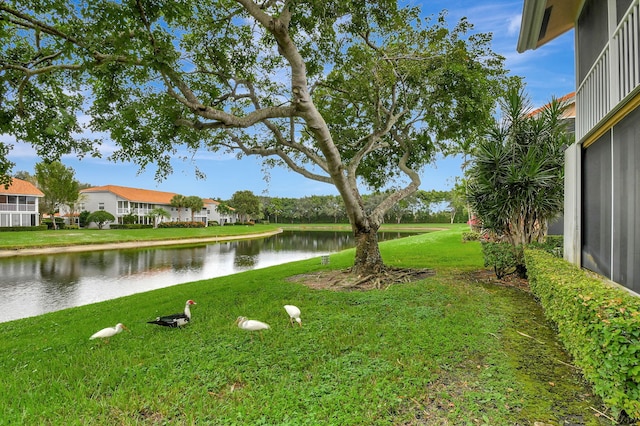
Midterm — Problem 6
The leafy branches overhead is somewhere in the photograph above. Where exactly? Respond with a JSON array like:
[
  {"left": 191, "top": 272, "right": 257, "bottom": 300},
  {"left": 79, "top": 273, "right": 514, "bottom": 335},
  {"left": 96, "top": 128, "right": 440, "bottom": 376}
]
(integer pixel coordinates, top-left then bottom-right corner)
[{"left": 1, "top": 0, "right": 505, "bottom": 273}]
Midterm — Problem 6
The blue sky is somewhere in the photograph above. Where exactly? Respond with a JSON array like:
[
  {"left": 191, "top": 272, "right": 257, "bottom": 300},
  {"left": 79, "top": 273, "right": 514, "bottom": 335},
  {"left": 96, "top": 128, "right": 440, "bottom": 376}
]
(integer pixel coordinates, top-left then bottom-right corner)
[{"left": 3, "top": 0, "right": 575, "bottom": 201}]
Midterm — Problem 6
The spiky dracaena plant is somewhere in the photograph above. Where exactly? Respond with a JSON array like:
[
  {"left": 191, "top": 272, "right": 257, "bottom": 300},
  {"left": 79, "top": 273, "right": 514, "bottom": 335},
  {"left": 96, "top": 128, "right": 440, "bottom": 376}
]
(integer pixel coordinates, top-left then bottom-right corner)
[{"left": 466, "top": 84, "right": 569, "bottom": 275}]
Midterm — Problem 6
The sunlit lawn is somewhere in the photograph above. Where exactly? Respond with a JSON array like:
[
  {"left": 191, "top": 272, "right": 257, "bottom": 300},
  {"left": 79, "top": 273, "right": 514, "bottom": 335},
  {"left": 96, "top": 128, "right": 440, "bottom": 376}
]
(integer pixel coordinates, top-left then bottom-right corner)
[
  {"left": 0, "top": 224, "right": 280, "bottom": 250},
  {"left": 0, "top": 226, "right": 609, "bottom": 425}
]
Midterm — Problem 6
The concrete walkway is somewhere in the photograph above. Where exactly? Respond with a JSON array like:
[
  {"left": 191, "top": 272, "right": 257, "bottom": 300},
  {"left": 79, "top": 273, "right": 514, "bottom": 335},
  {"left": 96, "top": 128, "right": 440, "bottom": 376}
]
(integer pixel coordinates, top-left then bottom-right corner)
[{"left": 0, "top": 228, "right": 283, "bottom": 258}]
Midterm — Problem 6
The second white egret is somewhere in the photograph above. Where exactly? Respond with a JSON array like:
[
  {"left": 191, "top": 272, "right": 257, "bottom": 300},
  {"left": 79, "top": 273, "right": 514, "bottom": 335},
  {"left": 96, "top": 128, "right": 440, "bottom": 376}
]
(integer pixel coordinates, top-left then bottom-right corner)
[{"left": 284, "top": 305, "right": 302, "bottom": 327}]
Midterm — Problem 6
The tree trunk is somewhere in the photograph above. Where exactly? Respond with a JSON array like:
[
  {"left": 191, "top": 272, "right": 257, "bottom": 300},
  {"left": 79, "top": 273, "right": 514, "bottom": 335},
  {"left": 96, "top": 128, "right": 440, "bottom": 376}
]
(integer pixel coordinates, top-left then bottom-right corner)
[{"left": 352, "top": 224, "right": 385, "bottom": 276}]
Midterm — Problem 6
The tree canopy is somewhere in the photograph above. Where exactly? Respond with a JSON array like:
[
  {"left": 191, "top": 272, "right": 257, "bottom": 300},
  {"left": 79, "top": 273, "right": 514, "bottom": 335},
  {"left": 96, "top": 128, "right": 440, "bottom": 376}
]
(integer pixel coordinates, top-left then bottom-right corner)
[
  {"left": 34, "top": 161, "right": 80, "bottom": 229},
  {"left": 184, "top": 195, "right": 204, "bottom": 221},
  {"left": 0, "top": 0, "right": 505, "bottom": 274},
  {"left": 169, "top": 194, "right": 187, "bottom": 221},
  {"left": 230, "top": 190, "right": 261, "bottom": 222},
  {"left": 86, "top": 210, "right": 115, "bottom": 229}
]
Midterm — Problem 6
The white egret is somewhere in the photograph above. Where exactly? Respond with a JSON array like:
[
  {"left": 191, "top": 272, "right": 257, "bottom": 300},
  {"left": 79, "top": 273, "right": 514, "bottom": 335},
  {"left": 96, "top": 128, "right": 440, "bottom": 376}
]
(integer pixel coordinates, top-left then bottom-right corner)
[
  {"left": 235, "top": 316, "right": 270, "bottom": 340},
  {"left": 284, "top": 305, "right": 302, "bottom": 327},
  {"left": 90, "top": 323, "right": 129, "bottom": 342}
]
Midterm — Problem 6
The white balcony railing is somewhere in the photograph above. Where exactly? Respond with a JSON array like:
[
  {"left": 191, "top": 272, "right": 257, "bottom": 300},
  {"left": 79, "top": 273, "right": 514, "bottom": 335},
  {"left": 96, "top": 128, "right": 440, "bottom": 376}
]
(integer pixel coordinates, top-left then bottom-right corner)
[
  {"left": 117, "top": 208, "right": 154, "bottom": 216},
  {"left": 577, "top": 0, "right": 640, "bottom": 140},
  {"left": 616, "top": 2, "right": 640, "bottom": 99},
  {"left": 0, "top": 204, "right": 37, "bottom": 212}
]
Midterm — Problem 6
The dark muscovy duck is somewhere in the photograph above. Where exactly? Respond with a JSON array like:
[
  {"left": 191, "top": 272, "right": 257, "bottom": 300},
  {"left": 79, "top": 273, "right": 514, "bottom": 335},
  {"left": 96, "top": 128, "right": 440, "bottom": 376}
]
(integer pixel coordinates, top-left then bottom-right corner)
[{"left": 147, "top": 299, "right": 196, "bottom": 327}]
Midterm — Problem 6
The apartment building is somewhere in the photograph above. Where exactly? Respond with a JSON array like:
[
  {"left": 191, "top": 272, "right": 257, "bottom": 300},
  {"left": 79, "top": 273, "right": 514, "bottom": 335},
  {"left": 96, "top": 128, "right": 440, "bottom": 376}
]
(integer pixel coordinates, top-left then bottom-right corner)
[{"left": 519, "top": 0, "right": 640, "bottom": 294}]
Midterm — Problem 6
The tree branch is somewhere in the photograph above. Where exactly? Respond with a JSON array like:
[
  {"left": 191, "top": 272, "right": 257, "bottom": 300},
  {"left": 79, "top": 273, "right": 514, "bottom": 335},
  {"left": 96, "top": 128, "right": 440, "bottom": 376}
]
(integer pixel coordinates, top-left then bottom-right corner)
[
  {"left": 371, "top": 146, "right": 421, "bottom": 224},
  {"left": 224, "top": 131, "right": 333, "bottom": 183}
]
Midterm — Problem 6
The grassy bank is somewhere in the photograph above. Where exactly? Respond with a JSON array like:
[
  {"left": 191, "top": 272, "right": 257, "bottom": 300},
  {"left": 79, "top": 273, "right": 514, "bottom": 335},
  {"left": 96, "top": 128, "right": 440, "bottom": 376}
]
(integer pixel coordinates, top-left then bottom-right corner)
[
  {"left": 279, "top": 223, "right": 458, "bottom": 232},
  {"left": 0, "top": 223, "right": 442, "bottom": 251},
  {"left": 0, "top": 224, "right": 280, "bottom": 250},
  {"left": 0, "top": 227, "right": 609, "bottom": 425}
]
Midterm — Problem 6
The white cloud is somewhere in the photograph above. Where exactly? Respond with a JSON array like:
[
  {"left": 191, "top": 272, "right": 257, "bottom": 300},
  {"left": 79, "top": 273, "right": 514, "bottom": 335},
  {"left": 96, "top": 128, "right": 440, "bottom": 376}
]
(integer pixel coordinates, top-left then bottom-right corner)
[{"left": 507, "top": 13, "right": 522, "bottom": 36}]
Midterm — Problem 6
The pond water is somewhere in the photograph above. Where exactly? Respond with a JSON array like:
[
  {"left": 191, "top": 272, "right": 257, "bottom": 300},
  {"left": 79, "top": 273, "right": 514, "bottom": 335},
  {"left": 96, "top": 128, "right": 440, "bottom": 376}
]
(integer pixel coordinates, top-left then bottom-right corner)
[{"left": 0, "top": 230, "right": 416, "bottom": 323}]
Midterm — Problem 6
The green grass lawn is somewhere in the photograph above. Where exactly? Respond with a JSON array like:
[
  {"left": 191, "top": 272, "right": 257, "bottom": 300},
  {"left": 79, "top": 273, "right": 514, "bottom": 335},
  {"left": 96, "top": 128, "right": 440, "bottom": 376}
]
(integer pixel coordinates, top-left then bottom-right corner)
[
  {"left": 0, "top": 227, "right": 610, "bottom": 425},
  {"left": 0, "top": 224, "right": 281, "bottom": 250}
]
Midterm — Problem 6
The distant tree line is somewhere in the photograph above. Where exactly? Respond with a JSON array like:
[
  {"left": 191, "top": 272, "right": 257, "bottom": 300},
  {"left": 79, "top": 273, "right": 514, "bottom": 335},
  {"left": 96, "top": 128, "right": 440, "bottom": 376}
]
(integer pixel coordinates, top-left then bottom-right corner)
[
  {"left": 13, "top": 164, "right": 467, "bottom": 227},
  {"left": 255, "top": 189, "right": 468, "bottom": 225}
]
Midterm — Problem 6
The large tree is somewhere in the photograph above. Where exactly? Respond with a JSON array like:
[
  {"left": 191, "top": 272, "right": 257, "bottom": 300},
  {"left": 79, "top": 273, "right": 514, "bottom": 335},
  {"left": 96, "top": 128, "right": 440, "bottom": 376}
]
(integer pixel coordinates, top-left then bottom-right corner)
[
  {"left": 169, "top": 194, "right": 187, "bottom": 221},
  {"left": 230, "top": 190, "right": 261, "bottom": 223},
  {"left": 184, "top": 195, "right": 204, "bottom": 221},
  {"left": 0, "top": 1, "right": 504, "bottom": 275},
  {"left": 34, "top": 161, "right": 80, "bottom": 230}
]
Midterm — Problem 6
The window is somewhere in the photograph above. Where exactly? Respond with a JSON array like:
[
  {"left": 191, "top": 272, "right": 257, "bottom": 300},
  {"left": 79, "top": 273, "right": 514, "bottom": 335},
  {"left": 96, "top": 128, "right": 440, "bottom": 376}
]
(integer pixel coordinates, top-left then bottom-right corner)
[
  {"left": 577, "top": 0, "right": 609, "bottom": 83},
  {"left": 617, "top": 0, "right": 634, "bottom": 23},
  {"left": 612, "top": 107, "right": 640, "bottom": 293},
  {"left": 582, "top": 131, "right": 612, "bottom": 278},
  {"left": 99, "top": 203, "right": 105, "bottom": 210}
]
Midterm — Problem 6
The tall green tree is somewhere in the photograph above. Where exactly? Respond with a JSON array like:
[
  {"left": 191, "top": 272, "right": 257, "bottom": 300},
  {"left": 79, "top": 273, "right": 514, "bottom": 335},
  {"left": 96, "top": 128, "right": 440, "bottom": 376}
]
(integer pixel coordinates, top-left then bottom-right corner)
[
  {"left": 230, "top": 190, "right": 261, "bottom": 223},
  {"left": 260, "top": 196, "right": 284, "bottom": 224},
  {"left": 34, "top": 161, "right": 80, "bottom": 230},
  {"left": 0, "top": 142, "right": 13, "bottom": 189},
  {"left": 323, "top": 196, "right": 345, "bottom": 223},
  {"left": 13, "top": 170, "right": 36, "bottom": 184},
  {"left": 184, "top": 195, "right": 204, "bottom": 221},
  {"left": 0, "top": 1, "right": 504, "bottom": 275},
  {"left": 447, "top": 179, "right": 469, "bottom": 224},
  {"left": 215, "top": 202, "right": 234, "bottom": 225},
  {"left": 466, "top": 84, "right": 568, "bottom": 250},
  {"left": 147, "top": 207, "right": 170, "bottom": 228},
  {"left": 170, "top": 194, "right": 187, "bottom": 222}
]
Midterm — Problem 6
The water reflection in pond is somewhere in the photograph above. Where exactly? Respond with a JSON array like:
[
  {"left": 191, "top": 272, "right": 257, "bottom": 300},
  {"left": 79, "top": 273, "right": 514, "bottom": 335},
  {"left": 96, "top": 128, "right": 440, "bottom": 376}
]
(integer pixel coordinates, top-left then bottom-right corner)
[{"left": 0, "top": 230, "right": 416, "bottom": 323}]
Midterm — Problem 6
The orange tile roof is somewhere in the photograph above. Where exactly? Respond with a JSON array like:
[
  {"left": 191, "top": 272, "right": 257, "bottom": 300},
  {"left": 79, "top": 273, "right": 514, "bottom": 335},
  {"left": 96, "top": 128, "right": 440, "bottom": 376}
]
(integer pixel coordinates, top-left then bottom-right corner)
[
  {"left": 1, "top": 178, "right": 44, "bottom": 196},
  {"left": 202, "top": 198, "right": 235, "bottom": 211},
  {"left": 81, "top": 185, "right": 178, "bottom": 204}
]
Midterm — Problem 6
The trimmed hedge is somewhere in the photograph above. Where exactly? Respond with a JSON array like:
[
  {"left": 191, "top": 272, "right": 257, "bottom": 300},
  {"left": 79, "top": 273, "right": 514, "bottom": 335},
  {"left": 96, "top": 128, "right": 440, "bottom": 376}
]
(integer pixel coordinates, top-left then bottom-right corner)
[
  {"left": 109, "top": 224, "right": 154, "bottom": 229},
  {"left": 529, "top": 235, "right": 563, "bottom": 258},
  {"left": 42, "top": 218, "right": 66, "bottom": 230},
  {"left": 157, "top": 221, "right": 205, "bottom": 229},
  {"left": 524, "top": 249, "right": 640, "bottom": 420},
  {"left": 0, "top": 225, "right": 48, "bottom": 232}
]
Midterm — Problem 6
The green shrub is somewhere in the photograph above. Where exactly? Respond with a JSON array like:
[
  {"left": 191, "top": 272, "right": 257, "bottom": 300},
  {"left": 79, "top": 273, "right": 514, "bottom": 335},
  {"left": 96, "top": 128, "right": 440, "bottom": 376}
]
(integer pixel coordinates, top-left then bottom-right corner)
[
  {"left": 42, "top": 218, "right": 66, "bottom": 230},
  {"left": 109, "top": 224, "right": 154, "bottom": 229},
  {"left": 157, "top": 221, "right": 205, "bottom": 228},
  {"left": 0, "top": 225, "right": 48, "bottom": 232},
  {"left": 79, "top": 210, "right": 91, "bottom": 228},
  {"left": 525, "top": 249, "right": 640, "bottom": 421},
  {"left": 462, "top": 231, "right": 480, "bottom": 242},
  {"left": 121, "top": 212, "right": 138, "bottom": 224},
  {"left": 481, "top": 242, "right": 525, "bottom": 279},
  {"left": 529, "top": 235, "right": 563, "bottom": 258}
]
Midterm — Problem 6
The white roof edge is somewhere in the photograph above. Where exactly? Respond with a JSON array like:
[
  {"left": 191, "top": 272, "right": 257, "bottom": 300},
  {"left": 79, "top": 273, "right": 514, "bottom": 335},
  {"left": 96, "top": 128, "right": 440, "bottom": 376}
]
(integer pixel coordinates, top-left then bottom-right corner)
[{"left": 517, "top": 0, "right": 549, "bottom": 53}]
